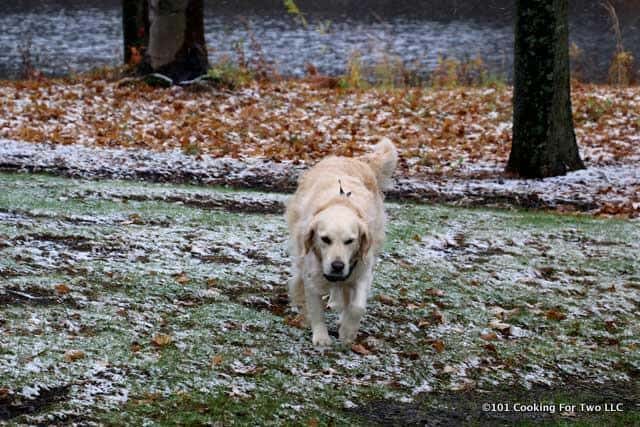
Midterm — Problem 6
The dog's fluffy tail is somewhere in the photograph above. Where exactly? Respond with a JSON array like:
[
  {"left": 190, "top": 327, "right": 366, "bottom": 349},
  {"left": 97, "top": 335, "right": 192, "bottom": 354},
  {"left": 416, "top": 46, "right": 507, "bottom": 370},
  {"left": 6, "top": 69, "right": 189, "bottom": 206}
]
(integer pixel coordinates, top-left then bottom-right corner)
[{"left": 362, "top": 138, "right": 398, "bottom": 190}]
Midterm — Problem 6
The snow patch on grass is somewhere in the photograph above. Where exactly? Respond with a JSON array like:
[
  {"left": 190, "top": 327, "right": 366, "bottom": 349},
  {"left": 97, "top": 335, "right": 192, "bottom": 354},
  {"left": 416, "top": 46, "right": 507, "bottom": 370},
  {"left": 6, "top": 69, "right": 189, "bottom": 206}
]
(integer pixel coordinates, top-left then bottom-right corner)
[{"left": 0, "top": 172, "right": 638, "bottom": 424}]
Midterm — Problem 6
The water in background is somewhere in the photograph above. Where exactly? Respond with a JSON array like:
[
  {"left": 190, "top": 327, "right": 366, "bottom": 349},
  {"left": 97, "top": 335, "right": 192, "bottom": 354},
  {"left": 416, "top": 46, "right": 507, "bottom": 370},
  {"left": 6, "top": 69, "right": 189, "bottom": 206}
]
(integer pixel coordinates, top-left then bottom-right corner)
[{"left": 0, "top": 0, "right": 638, "bottom": 81}]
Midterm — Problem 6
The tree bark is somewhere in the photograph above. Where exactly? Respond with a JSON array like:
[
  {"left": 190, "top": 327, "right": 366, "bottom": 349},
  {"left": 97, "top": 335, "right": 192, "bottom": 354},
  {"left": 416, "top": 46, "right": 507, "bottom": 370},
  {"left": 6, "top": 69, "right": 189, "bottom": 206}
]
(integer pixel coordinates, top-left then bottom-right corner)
[
  {"left": 147, "top": 0, "right": 209, "bottom": 82},
  {"left": 122, "top": 0, "right": 149, "bottom": 65},
  {"left": 507, "top": 0, "right": 585, "bottom": 178}
]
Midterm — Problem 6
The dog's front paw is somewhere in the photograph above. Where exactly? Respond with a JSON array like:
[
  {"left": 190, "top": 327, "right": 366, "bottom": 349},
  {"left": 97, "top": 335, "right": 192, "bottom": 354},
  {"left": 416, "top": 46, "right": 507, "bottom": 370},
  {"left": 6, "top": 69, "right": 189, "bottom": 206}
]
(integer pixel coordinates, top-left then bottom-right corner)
[
  {"left": 339, "top": 323, "right": 359, "bottom": 345},
  {"left": 312, "top": 331, "right": 333, "bottom": 347}
]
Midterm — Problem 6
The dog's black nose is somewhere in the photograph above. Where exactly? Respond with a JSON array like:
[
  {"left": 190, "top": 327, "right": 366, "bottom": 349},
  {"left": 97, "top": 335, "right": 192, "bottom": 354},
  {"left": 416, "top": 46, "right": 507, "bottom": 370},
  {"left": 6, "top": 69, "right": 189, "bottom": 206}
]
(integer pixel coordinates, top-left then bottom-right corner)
[{"left": 331, "top": 260, "right": 345, "bottom": 273}]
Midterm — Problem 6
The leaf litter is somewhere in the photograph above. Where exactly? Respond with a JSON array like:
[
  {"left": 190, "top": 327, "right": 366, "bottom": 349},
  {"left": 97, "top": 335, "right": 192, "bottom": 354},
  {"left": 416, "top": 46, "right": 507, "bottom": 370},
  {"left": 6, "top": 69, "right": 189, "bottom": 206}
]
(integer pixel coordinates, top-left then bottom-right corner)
[{"left": 0, "top": 77, "right": 639, "bottom": 216}]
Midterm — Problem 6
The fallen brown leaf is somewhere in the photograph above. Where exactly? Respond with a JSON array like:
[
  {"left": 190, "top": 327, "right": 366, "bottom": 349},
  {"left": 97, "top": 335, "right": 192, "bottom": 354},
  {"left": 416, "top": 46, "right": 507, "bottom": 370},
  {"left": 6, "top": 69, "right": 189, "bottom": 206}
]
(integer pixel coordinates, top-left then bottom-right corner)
[
  {"left": 128, "top": 213, "right": 143, "bottom": 224},
  {"left": 418, "top": 319, "right": 431, "bottom": 329},
  {"left": 431, "top": 309, "right": 445, "bottom": 325},
  {"left": 431, "top": 340, "right": 445, "bottom": 353},
  {"left": 484, "top": 343, "right": 498, "bottom": 355},
  {"left": 426, "top": 288, "right": 445, "bottom": 297},
  {"left": 546, "top": 309, "right": 567, "bottom": 321},
  {"left": 480, "top": 331, "right": 498, "bottom": 341},
  {"left": 488, "top": 319, "right": 511, "bottom": 332},
  {"left": 64, "top": 349, "right": 85, "bottom": 362},
  {"left": 175, "top": 273, "right": 190, "bottom": 285},
  {"left": 54, "top": 283, "right": 70, "bottom": 295},
  {"left": 151, "top": 333, "right": 173, "bottom": 347},
  {"left": 351, "top": 343, "right": 371, "bottom": 355},
  {"left": 0, "top": 388, "right": 10, "bottom": 400},
  {"left": 284, "top": 314, "right": 306, "bottom": 329},
  {"left": 376, "top": 294, "right": 397, "bottom": 305}
]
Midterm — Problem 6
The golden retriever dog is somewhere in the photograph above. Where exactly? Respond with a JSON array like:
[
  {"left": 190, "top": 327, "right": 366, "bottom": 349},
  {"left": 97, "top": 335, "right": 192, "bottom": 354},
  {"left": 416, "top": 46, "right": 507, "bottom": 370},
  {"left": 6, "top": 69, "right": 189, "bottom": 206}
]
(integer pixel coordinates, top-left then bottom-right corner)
[{"left": 286, "top": 139, "right": 397, "bottom": 346}]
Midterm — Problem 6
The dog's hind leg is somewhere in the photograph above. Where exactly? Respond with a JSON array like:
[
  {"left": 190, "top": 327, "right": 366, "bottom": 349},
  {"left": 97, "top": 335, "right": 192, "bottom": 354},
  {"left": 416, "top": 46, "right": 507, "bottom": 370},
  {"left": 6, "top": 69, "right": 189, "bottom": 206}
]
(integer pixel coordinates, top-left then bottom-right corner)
[
  {"left": 288, "top": 274, "right": 303, "bottom": 307},
  {"left": 288, "top": 274, "right": 307, "bottom": 321}
]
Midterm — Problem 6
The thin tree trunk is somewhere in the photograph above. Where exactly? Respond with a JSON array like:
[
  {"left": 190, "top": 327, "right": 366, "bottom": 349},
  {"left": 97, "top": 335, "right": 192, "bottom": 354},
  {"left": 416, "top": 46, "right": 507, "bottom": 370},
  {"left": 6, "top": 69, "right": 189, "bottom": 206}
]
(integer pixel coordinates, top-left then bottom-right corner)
[
  {"left": 147, "top": 0, "right": 209, "bottom": 82},
  {"left": 507, "top": 0, "right": 585, "bottom": 178},
  {"left": 122, "top": 0, "right": 149, "bottom": 65}
]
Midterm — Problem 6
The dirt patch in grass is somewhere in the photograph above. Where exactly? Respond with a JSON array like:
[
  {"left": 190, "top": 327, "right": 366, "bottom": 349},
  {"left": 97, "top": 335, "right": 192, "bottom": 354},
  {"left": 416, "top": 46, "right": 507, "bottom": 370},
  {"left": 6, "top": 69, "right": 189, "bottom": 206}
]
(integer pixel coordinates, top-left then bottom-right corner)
[
  {"left": 386, "top": 189, "right": 600, "bottom": 212},
  {"left": 354, "top": 380, "right": 640, "bottom": 426},
  {"left": 0, "top": 385, "right": 70, "bottom": 422},
  {"left": 0, "top": 286, "right": 58, "bottom": 306},
  {"left": 12, "top": 232, "right": 95, "bottom": 251},
  {"left": 0, "top": 285, "right": 82, "bottom": 310},
  {"left": 73, "top": 190, "right": 285, "bottom": 215}
]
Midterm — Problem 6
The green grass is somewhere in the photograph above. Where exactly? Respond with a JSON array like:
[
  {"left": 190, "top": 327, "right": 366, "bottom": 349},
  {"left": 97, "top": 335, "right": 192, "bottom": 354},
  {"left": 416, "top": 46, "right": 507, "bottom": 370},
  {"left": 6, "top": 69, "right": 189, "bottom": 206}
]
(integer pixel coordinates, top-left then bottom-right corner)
[{"left": 0, "top": 172, "right": 638, "bottom": 425}]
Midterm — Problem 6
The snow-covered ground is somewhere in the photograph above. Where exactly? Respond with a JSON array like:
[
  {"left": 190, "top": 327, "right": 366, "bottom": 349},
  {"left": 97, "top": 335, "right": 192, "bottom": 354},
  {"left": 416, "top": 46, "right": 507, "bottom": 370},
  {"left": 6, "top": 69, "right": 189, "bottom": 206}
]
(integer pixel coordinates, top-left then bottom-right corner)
[{"left": 1, "top": 139, "right": 638, "bottom": 217}]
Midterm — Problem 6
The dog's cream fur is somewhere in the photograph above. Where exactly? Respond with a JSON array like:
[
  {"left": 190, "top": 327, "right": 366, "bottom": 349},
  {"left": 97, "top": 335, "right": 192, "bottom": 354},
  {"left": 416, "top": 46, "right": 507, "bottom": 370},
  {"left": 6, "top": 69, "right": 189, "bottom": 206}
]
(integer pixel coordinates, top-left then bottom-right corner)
[{"left": 286, "top": 139, "right": 397, "bottom": 346}]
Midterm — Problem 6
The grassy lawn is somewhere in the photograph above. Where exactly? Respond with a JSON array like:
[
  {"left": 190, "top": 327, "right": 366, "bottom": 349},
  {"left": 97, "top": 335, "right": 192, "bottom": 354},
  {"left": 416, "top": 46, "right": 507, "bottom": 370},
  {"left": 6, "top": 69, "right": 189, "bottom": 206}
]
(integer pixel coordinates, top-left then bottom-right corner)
[{"left": 0, "top": 172, "right": 638, "bottom": 425}]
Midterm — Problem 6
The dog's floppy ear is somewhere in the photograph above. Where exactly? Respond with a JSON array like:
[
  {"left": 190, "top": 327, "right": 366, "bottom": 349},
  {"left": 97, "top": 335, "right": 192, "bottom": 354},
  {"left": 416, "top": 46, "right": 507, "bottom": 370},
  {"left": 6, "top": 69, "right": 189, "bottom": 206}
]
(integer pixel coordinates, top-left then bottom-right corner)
[
  {"left": 357, "top": 220, "right": 371, "bottom": 261},
  {"left": 301, "top": 218, "right": 317, "bottom": 255}
]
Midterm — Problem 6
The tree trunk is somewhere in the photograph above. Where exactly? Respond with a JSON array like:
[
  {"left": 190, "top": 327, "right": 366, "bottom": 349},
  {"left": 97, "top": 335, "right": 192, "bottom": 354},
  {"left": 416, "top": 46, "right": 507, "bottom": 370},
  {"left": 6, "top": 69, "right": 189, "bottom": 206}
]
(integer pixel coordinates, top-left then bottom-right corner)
[
  {"left": 147, "top": 0, "right": 209, "bottom": 82},
  {"left": 507, "top": 0, "right": 585, "bottom": 178},
  {"left": 122, "top": 0, "right": 149, "bottom": 65}
]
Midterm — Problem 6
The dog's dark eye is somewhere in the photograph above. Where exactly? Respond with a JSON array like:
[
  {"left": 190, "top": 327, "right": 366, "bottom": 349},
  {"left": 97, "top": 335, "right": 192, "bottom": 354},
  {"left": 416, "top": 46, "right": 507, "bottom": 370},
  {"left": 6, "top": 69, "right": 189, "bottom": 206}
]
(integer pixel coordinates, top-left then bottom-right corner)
[
  {"left": 321, "top": 236, "right": 332, "bottom": 244},
  {"left": 344, "top": 239, "right": 354, "bottom": 245}
]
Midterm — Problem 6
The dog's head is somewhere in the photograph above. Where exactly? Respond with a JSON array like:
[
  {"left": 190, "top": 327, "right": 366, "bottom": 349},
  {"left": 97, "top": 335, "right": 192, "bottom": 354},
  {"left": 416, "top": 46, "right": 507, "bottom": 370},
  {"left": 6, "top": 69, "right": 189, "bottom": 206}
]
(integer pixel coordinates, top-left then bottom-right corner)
[{"left": 302, "top": 204, "right": 370, "bottom": 282}]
